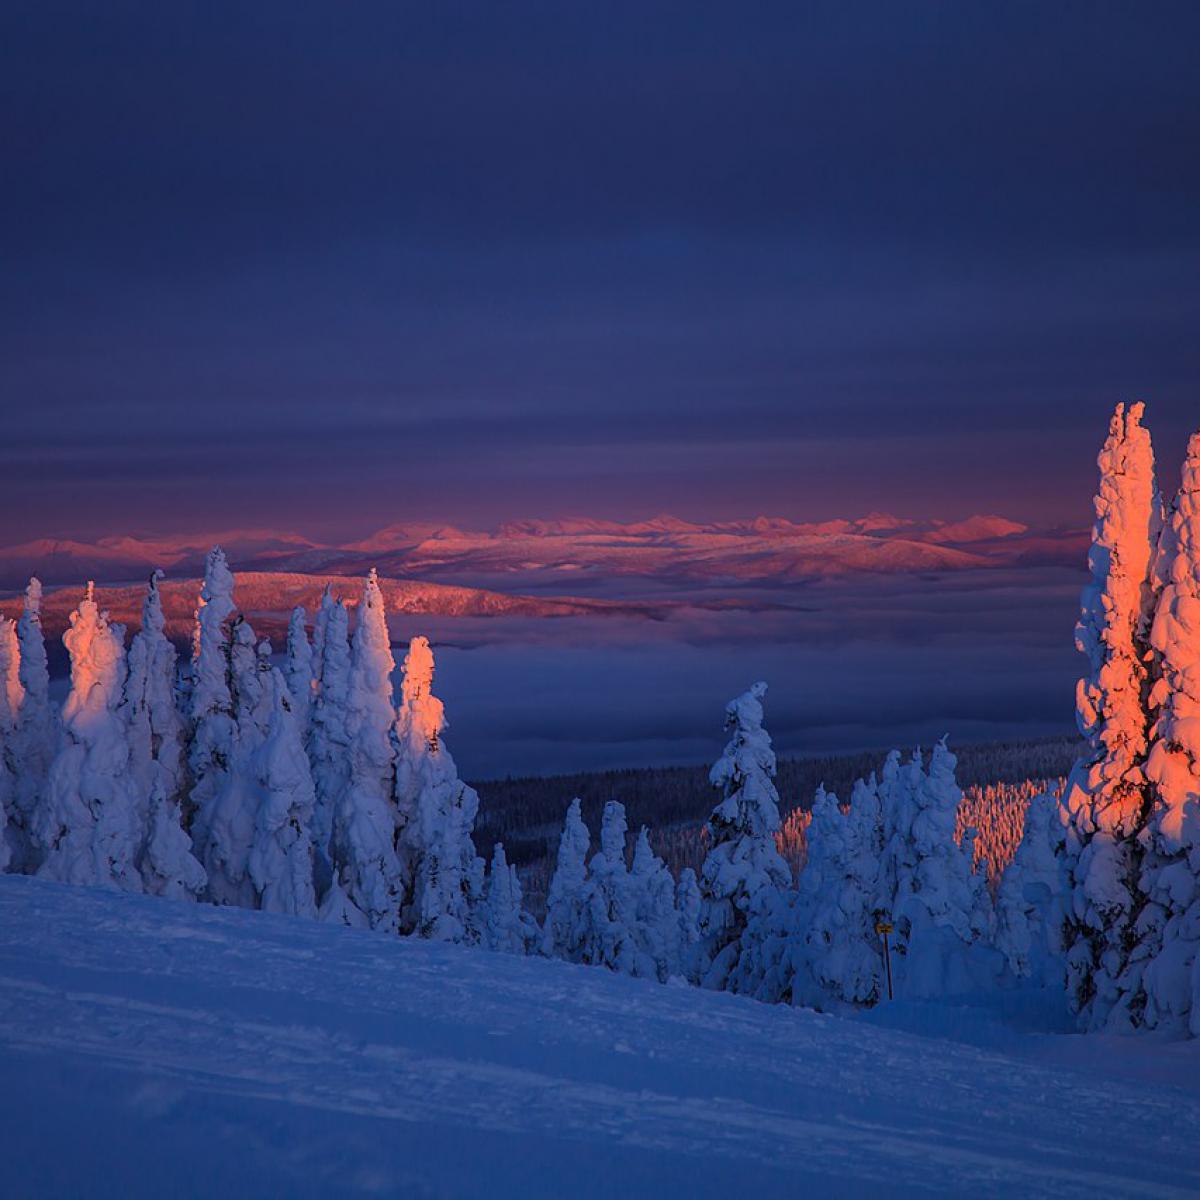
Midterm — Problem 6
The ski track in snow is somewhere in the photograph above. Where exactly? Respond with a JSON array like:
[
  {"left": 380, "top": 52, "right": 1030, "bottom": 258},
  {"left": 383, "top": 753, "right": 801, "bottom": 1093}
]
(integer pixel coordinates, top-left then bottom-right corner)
[{"left": 0, "top": 877, "right": 1196, "bottom": 1199}]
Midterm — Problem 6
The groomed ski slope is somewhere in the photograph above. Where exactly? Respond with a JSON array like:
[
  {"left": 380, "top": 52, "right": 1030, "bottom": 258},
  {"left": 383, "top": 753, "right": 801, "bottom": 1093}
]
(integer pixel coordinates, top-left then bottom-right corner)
[{"left": 0, "top": 876, "right": 1196, "bottom": 1199}]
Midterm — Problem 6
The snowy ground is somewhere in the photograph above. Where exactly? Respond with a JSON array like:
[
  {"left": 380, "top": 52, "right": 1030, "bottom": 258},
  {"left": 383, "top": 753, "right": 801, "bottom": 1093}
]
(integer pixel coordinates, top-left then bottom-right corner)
[{"left": 0, "top": 877, "right": 1196, "bottom": 1199}]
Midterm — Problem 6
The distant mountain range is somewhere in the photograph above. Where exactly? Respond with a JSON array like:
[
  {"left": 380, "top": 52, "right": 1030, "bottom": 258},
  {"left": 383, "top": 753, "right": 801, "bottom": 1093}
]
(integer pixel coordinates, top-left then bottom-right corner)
[
  {"left": 0, "top": 512, "right": 1086, "bottom": 594},
  {"left": 0, "top": 573, "right": 692, "bottom": 646}
]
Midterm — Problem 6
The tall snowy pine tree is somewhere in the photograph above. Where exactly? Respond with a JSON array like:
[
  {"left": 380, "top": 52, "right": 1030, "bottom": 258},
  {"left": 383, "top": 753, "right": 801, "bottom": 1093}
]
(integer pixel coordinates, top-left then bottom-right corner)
[
  {"left": 36, "top": 584, "right": 142, "bottom": 890},
  {"left": 395, "top": 635, "right": 484, "bottom": 943},
  {"left": 1138, "top": 432, "right": 1200, "bottom": 1033},
  {"left": 1061, "top": 402, "right": 1161, "bottom": 1029},
  {"left": 328, "top": 571, "right": 403, "bottom": 930},
  {"left": 695, "top": 682, "right": 791, "bottom": 990}
]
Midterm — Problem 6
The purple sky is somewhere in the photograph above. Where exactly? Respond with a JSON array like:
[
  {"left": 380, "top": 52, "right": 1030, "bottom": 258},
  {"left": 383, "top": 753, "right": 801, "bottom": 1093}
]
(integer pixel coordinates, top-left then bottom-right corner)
[{"left": 3, "top": 4, "right": 1199, "bottom": 543}]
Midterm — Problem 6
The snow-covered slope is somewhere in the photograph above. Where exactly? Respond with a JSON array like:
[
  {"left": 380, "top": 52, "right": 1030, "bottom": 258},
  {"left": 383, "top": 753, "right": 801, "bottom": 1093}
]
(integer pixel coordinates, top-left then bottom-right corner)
[{"left": 0, "top": 876, "right": 1195, "bottom": 1199}]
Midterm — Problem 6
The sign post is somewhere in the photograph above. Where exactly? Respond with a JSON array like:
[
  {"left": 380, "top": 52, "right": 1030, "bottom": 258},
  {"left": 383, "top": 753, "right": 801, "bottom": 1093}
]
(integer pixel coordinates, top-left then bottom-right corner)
[{"left": 874, "top": 920, "right": 894, "bottom": 1001}]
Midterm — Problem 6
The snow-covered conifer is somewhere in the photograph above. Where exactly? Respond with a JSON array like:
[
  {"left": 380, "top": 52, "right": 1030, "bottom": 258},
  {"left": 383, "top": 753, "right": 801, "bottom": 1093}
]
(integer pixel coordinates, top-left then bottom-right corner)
[
  {"left": 329, "top": 571, "right": 403, "bottom": 931},
  {"left": 247, "top": 672, "right": 318, "bottom": 918},
  {"left": 188, "top": 549, "right": 237, "bottom": 865},
  {"left": 36, "top": 585, "right": 141, "bottom": 890},
  {"left": 284, "top": 606, "right": 314, "bottom": 733},
  {"left": 317, "top": 874, "right": 371, "bottom": 928},
  {"left": 542, "top": 797, "right": 590, "bottom": 960},
  {"left": 0, "top": 619, "right": 21, "bottom": 871},
  {"left": 1137, "top": 432, "right": 1200, "bottom": 1033},
  {"left": 674, "top": 867, "right": 701, "bottom": 977},
  {"left": 995, "top": 792, "right": 1068, "bottom": 983},
  {"left": 1061, "top": 402, "right": 1161, "bottom": 1028},
  {"left": 141, "top": 773, "right": 206, "bottom": 900},
  {"left": 576, "top": 800, "right": 640, "bottom": 975},
  {"left": 792, "top": 783, "right": 884, "bottom": 1011},
  {"left": 483, "top": 843, "right": 536, "bottom": 954},
  {"left": 695, "top": 682, "right": 791, "bottom": 990},
  {"left": 308, "top": 591, "right": 351, "bottom": 891},
  {"left": 395, "top": 634, "right": 484, "bottom": 942},
  {"left": 190, "top": 568, "right": 280, "bottom": 908},
  {"left": 629, "top": 827, "right": 679, "bottom": 981},
  {"left": 886, "top": 743, "right": 998, "bottom": 998},
  {"left": 10, "top": 579, "right": 56, "bottom": 871},
  {"left": 0, "top": 619, "right": 21, "bottom": 873},
  {"left": 122, "top": 573, "right": 186, "bottom": 833}
]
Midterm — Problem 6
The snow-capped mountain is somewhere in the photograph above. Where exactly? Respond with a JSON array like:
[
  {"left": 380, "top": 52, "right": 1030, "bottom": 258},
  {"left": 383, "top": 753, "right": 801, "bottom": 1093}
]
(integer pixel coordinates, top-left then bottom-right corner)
[
  {"left": 0, "top": 573, "right": 679, "bottom": 645},
  {"left": 0, "top": 513, "right": 1084, "bottom": 591}
]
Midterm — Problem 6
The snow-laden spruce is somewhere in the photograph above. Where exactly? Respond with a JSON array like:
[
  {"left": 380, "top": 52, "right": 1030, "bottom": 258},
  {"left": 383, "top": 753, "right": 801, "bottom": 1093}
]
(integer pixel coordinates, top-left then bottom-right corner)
[
  {"left": 734, "top": 777, "right": 881, "bottom": 1009},
  {"left": 542, "top": 797, "right": 590, "bottom": 960},
  {"left": 248, "top": 672, "right": 318, "bottom": 917},
  {"left": 994, "top": 791, "right": 1068, "bottom": 984},
  {"left": 327, "top": 571, "right": 403, "bottom": 931},
  {"left": 395, "top": 634, "right": 484, "bottom": 942},
  {"left": 1138, "top": 432, "right": 1200, "bottom": 1034},
  {"left": 796, "top": 781, "right": 884, "bottom": 1009},
  {"left": 9, "top": 579, "right": 56, "bottom": 872},
  {"left": 629, "top": 827, "right": 681, "bottom": 981},
  {"left": 482, "top": 843, "right": 537, "bottom": 954},
  {"left": 883, "top": 742, "right": 998, "bottom": 998},
  {"left": 674, "top": 867, "right": 701, "bottom": 975},
  {"left": 284, "top": 606, "right": 314, "bottom": 733},
  {"left": 141, "top": 773, "right": 207, "bottom": 901},
  {"left": 188, "top": 548, "right": 238, "bottom": 886},
  {"left": 695, "top": 682, "right": 791, "bottom": 990},
  {"left": 121, "top": 573, "right": 186, "bottom": 830},
  {"left": 1061, "top": 402, "right": 1161, "bottom": 1029},
  {"left": 575, "top": 800, "right": 642, "bottom": 976},
  {"left": 308, "top": 587, "right": 351, "bottom": 893},
  {"left": 36, "top": 584, "right": 142, "bottom": 890},
  {"left": 198, "top": 612, "right": 280, "bottom": 908},
  {"left": 118, "top": 571, "right": 204, "bottom": 896},
  {"left": 0, "top": 619, "right": 17, "bottom": 873}
]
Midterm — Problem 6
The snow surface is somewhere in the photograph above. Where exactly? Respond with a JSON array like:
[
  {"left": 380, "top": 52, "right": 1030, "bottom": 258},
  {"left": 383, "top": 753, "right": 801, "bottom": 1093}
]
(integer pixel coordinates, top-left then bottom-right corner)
[{"left": 0, "top": 875, "right": 1196, "bottom": 1199}]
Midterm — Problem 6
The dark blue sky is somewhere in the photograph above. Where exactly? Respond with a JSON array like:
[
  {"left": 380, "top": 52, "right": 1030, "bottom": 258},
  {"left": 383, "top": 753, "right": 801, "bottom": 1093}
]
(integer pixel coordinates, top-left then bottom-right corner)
[{"left": 3, "top": 2, "right": 1199, "bottom": 541}]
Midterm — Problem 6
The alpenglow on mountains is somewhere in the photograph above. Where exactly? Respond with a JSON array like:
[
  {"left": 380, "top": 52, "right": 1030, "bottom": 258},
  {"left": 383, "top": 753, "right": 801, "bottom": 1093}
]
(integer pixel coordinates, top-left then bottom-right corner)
[{"left": 0, "top": 512, "right": 1081, "bottom": 591}]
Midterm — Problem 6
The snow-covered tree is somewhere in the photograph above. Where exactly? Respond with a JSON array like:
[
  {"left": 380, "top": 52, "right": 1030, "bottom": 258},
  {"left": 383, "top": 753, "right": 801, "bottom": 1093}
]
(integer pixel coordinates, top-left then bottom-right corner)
[
  {"left": 1137, "top": 432, "right": 1200, "bottom": 1033},
  {"left": 121, "top": 572, "right": 186, "bottom": 828},
  {"left": 188, "top": 548, "right": 237, "bottom": 869},
  {"left": 328, "top": 571, "right": 403, "bottom": 931},
  {"left": 674, "top": 867, "right": 701, "bottom": 978},
  {"left": 317, "top": 875, "right": 370, "bottom": 928},
  {"left": 1061, "top": 402, "right": 1161, "bottom": 1029},
  {"left": 793, "top": 782, "right": 884, "bottom": 1010},
  {"left": 36, "top": 584, "right": 141, "bottom": 890},
  {"left": 995, "top": 791, "right": 1068, "bottom": 984},
  {"left": 188, "top": 552, "right": 283, "bottom": 909},
  {"left": 482, "top": 843, "right": 536, "bottom": 954},
  {"left": 9, "top": 579, "right": 56, "bottom": 872},
  {"left": 284, "top": 606, "right": 314, "bottom": 733},
  {"left": 308, "top": 589, "right": 351, "bottom": 893},
  {"left": 231, "top": 621, "right": 274, "bottom": 748},
  {"left": 629, "top": 827, "right": 679, "bottom": 981},
  {"left": 576, "top": 800, "right": 641, "bottom": 975},
  {"left": 0, "top": 619, "right": 21, "bottom": 872},
  {"left": 696, "top": 682, "right": 791, "bottom": 990},
  {"left": 395, "top": 634, "right": 484, "bottom": 942},
  {"left": 0, "top": 618, "right": 22, "bottom": 728},
  {"left": 141, "top": 773, "right": 206, "bottom": 900},
  {"left": 119, "top": 571, "right": 203, "bottom": 897},
  {"left": 884, "top": 742, "right": 998, "bottom": 998},
  {"left": 542, "top": 797, "right": 590, "bottom": 961},
  {"left": 248, "top": 672, "right": 318, "bottom": 918}
]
